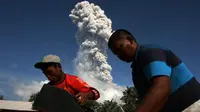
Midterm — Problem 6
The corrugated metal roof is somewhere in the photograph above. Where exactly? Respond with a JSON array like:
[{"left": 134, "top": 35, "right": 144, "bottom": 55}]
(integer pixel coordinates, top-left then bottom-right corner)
[
  {"left": 183, "top": 100, "right": 200, "bottom": 112},
  {"left": 0, "top": 100, "right": 36, "bottom": 111}
]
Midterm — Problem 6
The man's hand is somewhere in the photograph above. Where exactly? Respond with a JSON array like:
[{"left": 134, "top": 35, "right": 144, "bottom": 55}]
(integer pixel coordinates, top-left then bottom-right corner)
[
  {"left": 136, "top": 76, "right": 172, "bottom": 112},
  {"left": 75, "top": 91, "right": 94, "bottom": 105}
]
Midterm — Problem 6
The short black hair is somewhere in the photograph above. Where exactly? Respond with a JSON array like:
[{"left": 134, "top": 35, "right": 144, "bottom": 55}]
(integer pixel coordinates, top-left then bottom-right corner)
[{"left": 108, "top": 29, "right": 137, "bottom": 49}]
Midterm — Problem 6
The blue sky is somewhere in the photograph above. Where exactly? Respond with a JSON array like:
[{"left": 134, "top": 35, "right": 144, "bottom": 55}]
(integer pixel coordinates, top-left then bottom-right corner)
[{"left": 0, "top": 0, "right": 200, "bottom": 100}]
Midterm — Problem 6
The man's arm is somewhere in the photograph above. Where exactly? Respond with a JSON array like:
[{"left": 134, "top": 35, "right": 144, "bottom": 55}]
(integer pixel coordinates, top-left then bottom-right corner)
[
  {"left": 137, "top": 48, "right": 172, "bottom": 111},
  {"left": 71, "top": 76, "right": 100, "bottom": 100},
  {"left": 136, "top": 76, "right": 172, "bottom": 112},
  {"left": 83, "top": 90, "right": 95, "bottom": 100},
  {"left": 75, "top": 89, "right": 97, "bottom": 104}
]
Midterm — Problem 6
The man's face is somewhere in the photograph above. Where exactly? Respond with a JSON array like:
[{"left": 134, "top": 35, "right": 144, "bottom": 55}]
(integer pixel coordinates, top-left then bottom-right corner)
[
  {"left": 42, "top": 65, "right": 62, "bottom": 83},
  {"left": 110, "top": 38, "right": 136, "bottom": 63}
]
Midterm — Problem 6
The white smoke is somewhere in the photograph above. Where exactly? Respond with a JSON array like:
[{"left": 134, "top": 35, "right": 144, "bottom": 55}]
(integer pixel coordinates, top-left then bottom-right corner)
[
  {"left": 70, "top": 1, "right": 113, "bottom": 82},
  {"left": 13, "top": 80, "right": 48, "bottom": 101},
  {"left": 69, "top": 1, "right": 125, "bottom": 103}
]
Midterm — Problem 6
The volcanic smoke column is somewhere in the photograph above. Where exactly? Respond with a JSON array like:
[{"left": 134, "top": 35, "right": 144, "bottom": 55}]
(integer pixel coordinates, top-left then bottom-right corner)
[
  {"left": 69, "top": 1, "right": 113, "bottom": 82},
  {"left": 69, "top": 1, "right": 125, "bottom": 103}
]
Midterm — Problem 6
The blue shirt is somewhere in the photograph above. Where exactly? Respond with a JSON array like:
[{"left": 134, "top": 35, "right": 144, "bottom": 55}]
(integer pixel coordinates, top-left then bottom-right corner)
[
  {"left": 131, "top": 44, "right": 194, "bottom": 97},
  {"left": 131, "top": 44, "right": 200, "bottom": 111}
]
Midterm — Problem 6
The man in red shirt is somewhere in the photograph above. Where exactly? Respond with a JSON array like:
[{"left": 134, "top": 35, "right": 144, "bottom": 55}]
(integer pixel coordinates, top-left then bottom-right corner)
[{"left": 34, "top": 54, "right": 100, "bottom": 105}]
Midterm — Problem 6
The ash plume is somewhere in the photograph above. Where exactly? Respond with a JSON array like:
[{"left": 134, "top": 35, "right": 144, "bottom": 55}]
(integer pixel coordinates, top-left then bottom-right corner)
[{"left": 69, "top": 1, "right": 125, "bottom": 103}]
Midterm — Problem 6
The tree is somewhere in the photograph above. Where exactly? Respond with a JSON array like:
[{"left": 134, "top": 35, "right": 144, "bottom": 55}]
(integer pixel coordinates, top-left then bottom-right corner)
[
  {"left": 120, "top": 86, "right": 140, "bottom": 112},
  {"left": 82, "top": 100, "right": 101, "bottom": 111},
  {"left": 96, "top": 100, "right": 124, "bottom": 112},
  {"left": 0, "top": 95, "right": 4, "bottom": 100},
  {"left": 29, "top": 91, "right": 40, "bottom": 102},
  {"left": 80, "top": 100, "right": 101, "bottom": 112}
]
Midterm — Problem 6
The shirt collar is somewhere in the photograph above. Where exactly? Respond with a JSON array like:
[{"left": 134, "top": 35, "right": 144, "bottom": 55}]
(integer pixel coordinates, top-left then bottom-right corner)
[
  {"left": 134, "top": 44, "right": 140, "bottom": 61},
  {"left": 131, "top": 44, "right": 140, "bottom": 68}
]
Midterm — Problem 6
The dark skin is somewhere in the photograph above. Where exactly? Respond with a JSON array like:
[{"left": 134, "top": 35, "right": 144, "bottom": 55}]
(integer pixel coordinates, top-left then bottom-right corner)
[
  {"left": 109, "top": 36, "right": 172, "bottom": 112},
  {"left": 41, "top": 64, "right": 94, "bottom": 105},
  {"left": 75, "top": 91, "right": 94, "bottom": 105},
  {"left": 110, "top": 36, "right": 137, "bottom": 63}
]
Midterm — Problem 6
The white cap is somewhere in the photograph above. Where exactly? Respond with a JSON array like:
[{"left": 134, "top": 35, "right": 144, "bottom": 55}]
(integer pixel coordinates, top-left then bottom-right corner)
[{"left": 34, "top": 54, "right": 61, "bottom": 69}]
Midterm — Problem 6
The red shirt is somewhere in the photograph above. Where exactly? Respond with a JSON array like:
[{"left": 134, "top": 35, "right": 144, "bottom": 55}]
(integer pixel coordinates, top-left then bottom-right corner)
[{"left": 48, "top": 74, "right": 100, "bottom": 100}]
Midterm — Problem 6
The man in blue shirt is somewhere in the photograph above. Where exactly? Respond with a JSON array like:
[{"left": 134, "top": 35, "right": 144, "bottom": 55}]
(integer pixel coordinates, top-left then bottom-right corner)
[{"left": 108, "top": 29, "right": 200, "bottom": 112}]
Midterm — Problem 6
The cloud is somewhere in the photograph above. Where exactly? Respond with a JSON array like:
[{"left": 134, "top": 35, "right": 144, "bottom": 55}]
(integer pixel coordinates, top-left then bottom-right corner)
[
  {"left": 0, "top": 74, "right": 21, "bottom": 100},
  {"left": 0, "top": 72, "right": 48, "bottom": 101},
  {"left": 77, "top": 73, "right": 125, "bottom": 103},
  {"left": 13, "top": 80, "right": 48, "bottom": 101},
  {"left": 69, "top": 1, "right": 125, "bottom": 104}
]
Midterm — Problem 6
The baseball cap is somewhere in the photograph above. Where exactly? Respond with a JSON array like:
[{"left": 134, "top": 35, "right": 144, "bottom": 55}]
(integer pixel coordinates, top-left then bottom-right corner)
[{"left": 34, "top": 54, "right": 61, "bottom": 69}]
